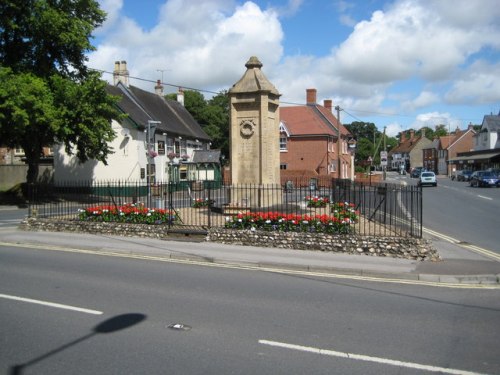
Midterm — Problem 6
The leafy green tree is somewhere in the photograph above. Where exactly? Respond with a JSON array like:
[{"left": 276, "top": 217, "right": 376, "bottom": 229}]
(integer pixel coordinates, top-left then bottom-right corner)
[
  {"left": 205, "top": 91, "right": 229, "bottom": 158},
  {"left": 167, "top": 90, "right": 230, "bottom": 158},
  {"left": 0, "top": 0, "right": 120, "bottom": 183},
  {"left": 0, "top": 68, "right": 57, "bottom": 182}
]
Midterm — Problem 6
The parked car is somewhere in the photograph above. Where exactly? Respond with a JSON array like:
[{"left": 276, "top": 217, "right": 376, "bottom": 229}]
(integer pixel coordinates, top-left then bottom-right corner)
[
  {"left": 456, "top": 170, "right": 473, "bottom": 181},
  {"left": 469, "top": 171, "right": 499, "bottom": 187},
  {"left": 418, "top": 171, "right": 437, "bottom": 187},
  {"left": 411, "top": 167, "right": 424, "bottom": 178}
]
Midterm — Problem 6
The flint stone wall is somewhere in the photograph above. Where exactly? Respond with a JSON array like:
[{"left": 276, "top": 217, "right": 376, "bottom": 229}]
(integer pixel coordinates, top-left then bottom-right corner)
[{"left": 19, "top": 218, "right": 440, "bottom": 261}]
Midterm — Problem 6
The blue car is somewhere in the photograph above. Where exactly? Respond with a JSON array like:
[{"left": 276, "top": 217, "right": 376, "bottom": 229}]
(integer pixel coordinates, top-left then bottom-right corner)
[{"left": 469, "top": 171, "right": 499, "bottom": 187}]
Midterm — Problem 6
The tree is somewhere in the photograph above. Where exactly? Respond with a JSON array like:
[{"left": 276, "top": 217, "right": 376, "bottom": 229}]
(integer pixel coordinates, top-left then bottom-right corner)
[
  {"left": 0, "top": 0, "right": 120, "bottom": 183},
  {"left": 166, "top": 90, "right": 230, "bottom": 158}
]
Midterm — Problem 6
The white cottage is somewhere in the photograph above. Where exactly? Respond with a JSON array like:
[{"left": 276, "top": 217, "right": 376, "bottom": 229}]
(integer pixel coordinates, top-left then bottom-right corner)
[{"left": 54, "top": 61, "right": 213, "bottom": 184}]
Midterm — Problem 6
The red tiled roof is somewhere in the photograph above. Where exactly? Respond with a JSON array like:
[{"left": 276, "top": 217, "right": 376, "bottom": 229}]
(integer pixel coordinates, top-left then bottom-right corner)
[{"left": 280, "top": 105, "right": 350, "bottom": 137}]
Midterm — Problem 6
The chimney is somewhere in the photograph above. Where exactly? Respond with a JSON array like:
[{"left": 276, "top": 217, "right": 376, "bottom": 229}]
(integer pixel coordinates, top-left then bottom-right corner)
[
  {"left": 113, "top": 60, "right": 129, "bottom": 87},
  {"left": 468, "top": 122, "right": 474, "bottom": 131},
  {"left": 323, "top": 99, "right": 332, "bottom": 112},
  {"left": 306, "top": 88, "right": 317, "bottom": 105},
  {"left": 421, "top": 128, "right": 426, "bottom": 138},
  {"left": 155, "top": 80, "right": 163, "bottom": 96},
  {"left": 399, "top": 131, "right": 406, "bottom": 145},
  {"left": 177, "top": 87, "right": 184, "bottom": 106},
  {"left": 410, "top": 130, "right": 415, "bottom": 139}
]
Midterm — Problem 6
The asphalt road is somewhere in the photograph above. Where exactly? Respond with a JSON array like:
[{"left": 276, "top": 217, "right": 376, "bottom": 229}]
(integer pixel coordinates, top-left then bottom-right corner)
[
  {"left": 387, "top": 173, "right": 500, "bottom": 254},
  {"left": 1, "top": 244, "right": 499, "bottom": 375}
]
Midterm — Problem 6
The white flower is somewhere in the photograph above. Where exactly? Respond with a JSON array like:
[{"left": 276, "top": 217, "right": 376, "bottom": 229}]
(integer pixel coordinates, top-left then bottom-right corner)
[
  {"left": 147, "top": 213, "right": 151, "bottom": 216},
  {"left": 265, "top": 220, "right": 271, "bottom": 224},
  {"left": 250, "top": 227, "right": 256, "bottom": 231},
  {"left": 238, "top": 219, "right": 242, "bottom": 222},
  {"left": 225, "top": 216, "right": 230, "bottom": 222}
]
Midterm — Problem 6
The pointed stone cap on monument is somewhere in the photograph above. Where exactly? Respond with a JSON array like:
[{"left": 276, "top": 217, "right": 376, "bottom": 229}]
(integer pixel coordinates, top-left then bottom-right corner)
[{"left": 229, "top": 56, "right": 280, "bottom": 96}]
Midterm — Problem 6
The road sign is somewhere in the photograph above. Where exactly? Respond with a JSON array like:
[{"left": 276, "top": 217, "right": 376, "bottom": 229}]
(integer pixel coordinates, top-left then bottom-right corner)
[{"left": 380, "top": 151, "right": 387, "bottom": 166}]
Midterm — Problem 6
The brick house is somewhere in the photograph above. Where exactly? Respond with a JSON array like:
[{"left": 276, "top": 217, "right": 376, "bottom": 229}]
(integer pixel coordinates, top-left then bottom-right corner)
[
  {"left": 279, "top": 89, "right": 354, "bottom": 183},
  {"left": 389, "top": 130, "right": 433, "bottom": 172}
]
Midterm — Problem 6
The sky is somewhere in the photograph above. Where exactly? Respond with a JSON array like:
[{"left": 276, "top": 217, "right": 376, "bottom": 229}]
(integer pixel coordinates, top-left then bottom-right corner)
[{"left": 88, "top": 0, "right": 500, "bottom": 137}]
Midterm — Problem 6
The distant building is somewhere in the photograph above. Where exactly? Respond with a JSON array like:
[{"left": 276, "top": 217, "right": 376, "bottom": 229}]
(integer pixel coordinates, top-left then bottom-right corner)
[
  {"left": 389, "top": 130, "right": 432, "bottom": 172},
  {"left": 423, "top": 125, "right": 476, "bottom": 175},
  {"left": 449, "top": 112, "right": 500, "bottom": 171}
]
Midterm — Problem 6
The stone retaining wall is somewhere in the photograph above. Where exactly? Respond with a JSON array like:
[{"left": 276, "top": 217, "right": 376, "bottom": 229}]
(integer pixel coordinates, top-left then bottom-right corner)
[
  {"left": 207, "top": 228, "right": 439, "bottom": 261},
  {"left": 19, "top": 218, "right": 440, "bottom": 261}
]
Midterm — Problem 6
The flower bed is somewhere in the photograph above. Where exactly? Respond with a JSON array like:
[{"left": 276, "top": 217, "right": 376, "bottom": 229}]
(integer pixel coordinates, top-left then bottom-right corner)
[
  {"left": 224, "top": 205, "right": 359, "bottom": 234},
  {"left": 192, "top": 198, "right": 214, "bottom": 208},
  {"left": 78, "top": 203, "right": 179, "bottom": 225},
  {"left": 305, "top": 195, "right": 329, "bottom": 207}
]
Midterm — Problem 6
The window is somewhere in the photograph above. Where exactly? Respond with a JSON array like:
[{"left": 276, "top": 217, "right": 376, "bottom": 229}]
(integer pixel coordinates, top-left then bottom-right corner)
[
  {"left": 180, "top": 139, "right": 187, "bottom": 156},
  {"left": 280, "top": 163, "right": 288, "bottom": 170},
  {"left": 166, "top": 138, "right": 174, "bottom": 154},
  {"left": 280, "top": 134, "right": 288, "bottom": 151},
  {"left": 179, "top": 166, "right": 187, "bottom": 180},
  {"left": 14, "top": 147, "right": 24, "bottom": 156},
  {"left": 157, "top": 141, "right": 165, "bottom": 155}
]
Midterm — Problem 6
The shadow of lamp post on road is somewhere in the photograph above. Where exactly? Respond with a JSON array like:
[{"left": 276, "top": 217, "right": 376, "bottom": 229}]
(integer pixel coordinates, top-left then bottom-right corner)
[{"left": 10, "top": 313, "right": 147, "bottom": 375}]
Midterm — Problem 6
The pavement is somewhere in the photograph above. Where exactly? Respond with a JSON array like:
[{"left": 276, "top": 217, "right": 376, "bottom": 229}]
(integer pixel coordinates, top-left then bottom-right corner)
[{"left": 0, "top": 211, "right": 499, "bottom": 286}]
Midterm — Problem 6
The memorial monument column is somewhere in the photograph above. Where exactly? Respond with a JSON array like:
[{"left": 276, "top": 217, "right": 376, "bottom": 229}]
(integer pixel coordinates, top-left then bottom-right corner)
[{"left": 227, "top": 56, "right": 282, "bottom": 208}]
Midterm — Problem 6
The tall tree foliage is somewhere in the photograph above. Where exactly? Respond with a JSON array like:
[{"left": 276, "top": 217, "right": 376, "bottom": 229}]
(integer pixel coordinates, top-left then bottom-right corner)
[
  {"left": 167, "top": 90, "right": 230, "bottom": 158},
  {"left": 0, "top": 0, "right": 120, "bottom": 182}
]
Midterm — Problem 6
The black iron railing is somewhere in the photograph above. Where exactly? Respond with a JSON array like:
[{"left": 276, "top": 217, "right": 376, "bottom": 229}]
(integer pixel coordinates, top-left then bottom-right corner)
[{"left": 26, "top": 178, "right": 422, "bottom": 238}]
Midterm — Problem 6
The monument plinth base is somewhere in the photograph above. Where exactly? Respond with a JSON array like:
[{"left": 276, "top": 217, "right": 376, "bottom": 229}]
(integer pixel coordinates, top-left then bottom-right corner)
[{"left": 222, "top": 203, "right": 251, "bottom": 216}]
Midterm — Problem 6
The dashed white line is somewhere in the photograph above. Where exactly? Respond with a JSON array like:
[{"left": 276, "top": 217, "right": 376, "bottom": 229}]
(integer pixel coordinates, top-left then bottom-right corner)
[
  {"left": 477, "top": 195, "right": 493, "bottom": 200},
  {"left": 0, "top": 293, "right": 103, "bottom": 315},
  {"left": 259, "top": 340, "right": 487, "bottom": 375}
]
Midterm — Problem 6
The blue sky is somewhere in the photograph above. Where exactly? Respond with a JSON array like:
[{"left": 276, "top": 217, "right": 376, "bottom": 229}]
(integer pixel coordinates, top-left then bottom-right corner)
[{"left": 89, "top": 0, "right": 500, "bottom": 136}]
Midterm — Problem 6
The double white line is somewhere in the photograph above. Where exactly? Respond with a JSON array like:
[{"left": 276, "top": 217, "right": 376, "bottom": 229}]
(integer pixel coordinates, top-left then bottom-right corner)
[{"left": 423, "top": 227, "right": 500, "bottom": 261}]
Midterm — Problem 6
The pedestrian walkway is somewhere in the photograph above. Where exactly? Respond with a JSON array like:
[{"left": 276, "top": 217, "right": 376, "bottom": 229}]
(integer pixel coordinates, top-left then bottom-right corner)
[{"left": 0, "top": 226, "right": 498, "bottom": 287}]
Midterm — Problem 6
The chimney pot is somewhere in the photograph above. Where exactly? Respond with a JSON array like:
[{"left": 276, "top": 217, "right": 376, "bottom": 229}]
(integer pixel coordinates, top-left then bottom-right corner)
[
  {"left": 323, "top": 99, "right": 332, "bottom": 112},
  {"left": 155, "top": 79, "right": 163, "bottom": 96},
  {"left": 306, "top": 89, "right": 317, "bottom": 105},
  {"left": 177, "top": 87, "right": 184, "bottom": 106}
]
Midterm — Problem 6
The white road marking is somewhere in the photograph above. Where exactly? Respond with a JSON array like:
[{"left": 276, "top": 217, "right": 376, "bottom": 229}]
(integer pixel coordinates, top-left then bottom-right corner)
[
  {"left": 423, "top": 227, "right": 500, "bottom": 262},
  {"left": 477, "top": 195, "right": 493, "bottom": 200},
  {"left": 1, "top": 241, "right": 499, "bottom": 289},
  {"left": 0, "top": 293, "right": 103, "bottom": 315},
  {"left": 259, "top": 340, "right": 487, "bottom": 375}
]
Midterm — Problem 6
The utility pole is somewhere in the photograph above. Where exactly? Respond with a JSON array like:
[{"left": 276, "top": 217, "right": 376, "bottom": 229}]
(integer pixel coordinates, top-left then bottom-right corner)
[{"left": 335, "top": 105, "right": 342, "bottom": 179}]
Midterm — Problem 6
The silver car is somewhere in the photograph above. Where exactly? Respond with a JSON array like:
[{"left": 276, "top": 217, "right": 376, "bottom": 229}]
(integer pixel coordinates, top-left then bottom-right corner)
[{"left": 418, "top": 171, "right": 437, "bottom": 187}]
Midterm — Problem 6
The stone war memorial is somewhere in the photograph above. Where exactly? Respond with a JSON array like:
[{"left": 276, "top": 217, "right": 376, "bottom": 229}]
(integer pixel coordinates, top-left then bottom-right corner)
[{"left": 226, "top": 56, "right": 282, "bottom": 211}]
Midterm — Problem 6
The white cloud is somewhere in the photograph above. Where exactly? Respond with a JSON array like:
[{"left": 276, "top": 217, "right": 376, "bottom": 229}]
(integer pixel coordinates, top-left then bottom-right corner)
[
  {"left": 412, "top": 112, "right": 461, "bottom": 130},
  {"left": 386, "top": 122, "right": 405, "bottom": 137},
  {"left": 88, "top": 0, "right": 500, "bottom": 130},
  {"left": 445, "top": 60, "right": 500, "bottom": 105},
  {"left": 95, "top": 0, "right": 124, "bottom": 34},
  {"left": 402, "top": 91, "right": 440, "bottom": 111},
  {"left": 89, "top": 0, "right": 284, "bottom": 92}
]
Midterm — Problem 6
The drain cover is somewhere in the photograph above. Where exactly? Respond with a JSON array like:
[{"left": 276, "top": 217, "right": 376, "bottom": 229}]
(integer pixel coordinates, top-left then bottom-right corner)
[{"left": 167, "top": 323, "right": 191, "bottom": 331}]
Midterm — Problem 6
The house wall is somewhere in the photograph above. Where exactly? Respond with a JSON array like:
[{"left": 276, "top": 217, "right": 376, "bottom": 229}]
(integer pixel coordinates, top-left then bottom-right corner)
[
  {"left": 54, "top": 120, "right": 206, "bottom": 184},
  {"left": 55, "top": 120, "right": 152, "bottom": 183},
  {"left": 409, "top": 138, "right": 433, "bottom": 169},
  {"left": 280, "top": 136, "right": 331, "bottom": 175}
]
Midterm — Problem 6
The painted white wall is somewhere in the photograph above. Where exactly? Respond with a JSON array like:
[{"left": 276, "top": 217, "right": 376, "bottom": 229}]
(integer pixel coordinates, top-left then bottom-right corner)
[{"left": 54, "top": 120, "right": 149, "bottom": 183}]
